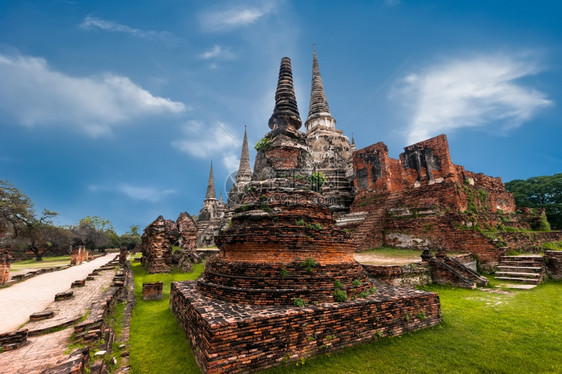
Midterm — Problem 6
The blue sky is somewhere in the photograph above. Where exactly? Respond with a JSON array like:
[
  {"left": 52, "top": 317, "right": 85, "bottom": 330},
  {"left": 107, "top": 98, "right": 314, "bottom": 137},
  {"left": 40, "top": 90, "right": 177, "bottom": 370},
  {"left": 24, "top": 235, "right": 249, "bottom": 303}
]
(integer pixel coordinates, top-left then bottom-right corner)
[{"left": 1, "top": 0, "right": 561, "bottom": 234}]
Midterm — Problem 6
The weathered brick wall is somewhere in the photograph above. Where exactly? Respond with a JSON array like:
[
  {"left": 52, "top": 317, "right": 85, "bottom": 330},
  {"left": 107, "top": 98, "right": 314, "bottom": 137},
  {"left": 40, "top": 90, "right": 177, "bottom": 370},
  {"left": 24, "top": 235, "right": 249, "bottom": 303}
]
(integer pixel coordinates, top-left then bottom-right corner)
[
  {"left": 545, "top": 251, "right": 562, "bottom": 280},
  {"left": 400, "top": 134, "right": 458, "bottom": 186},
  {"left": 498, "top": 231, "right": 562, "bottom": 253},
  {"left": 201, "top": 259, "right": 373, "bottom": 305},
  {"left": 362, "top": 263, "right": 431, "bottom": 288},
  {"left": 171, "top": 281, "right": 442, "bottom": 374}
]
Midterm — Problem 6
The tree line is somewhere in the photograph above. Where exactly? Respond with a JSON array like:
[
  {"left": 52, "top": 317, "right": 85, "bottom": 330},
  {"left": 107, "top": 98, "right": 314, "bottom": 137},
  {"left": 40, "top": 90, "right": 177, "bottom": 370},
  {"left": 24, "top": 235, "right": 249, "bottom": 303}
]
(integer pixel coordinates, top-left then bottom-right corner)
[
  {"left": 0, "top": 180, "right": 141, "bottom": 261},
  {"left": 505, "top": 173, "right": 562, "bottom": 230}
]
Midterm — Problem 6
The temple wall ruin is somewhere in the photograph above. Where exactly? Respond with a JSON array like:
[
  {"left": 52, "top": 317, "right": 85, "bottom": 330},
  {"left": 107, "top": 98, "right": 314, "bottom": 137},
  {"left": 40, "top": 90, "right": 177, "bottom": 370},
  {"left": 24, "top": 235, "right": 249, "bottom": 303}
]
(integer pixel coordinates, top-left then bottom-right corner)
[
  {"left": 0, "top": 249, "right": 10, "bottom": 284},
  {"left": 347, "top": 134, "right": 529, "bottom": 268}
]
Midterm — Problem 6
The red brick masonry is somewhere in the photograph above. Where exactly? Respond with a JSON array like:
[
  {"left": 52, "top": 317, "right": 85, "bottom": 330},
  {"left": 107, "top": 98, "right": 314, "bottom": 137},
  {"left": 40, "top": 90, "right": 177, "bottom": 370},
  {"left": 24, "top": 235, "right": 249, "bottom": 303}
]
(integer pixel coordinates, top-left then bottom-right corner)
[{"left": 171, "top": 281, "right": 442, "bottom": 373}]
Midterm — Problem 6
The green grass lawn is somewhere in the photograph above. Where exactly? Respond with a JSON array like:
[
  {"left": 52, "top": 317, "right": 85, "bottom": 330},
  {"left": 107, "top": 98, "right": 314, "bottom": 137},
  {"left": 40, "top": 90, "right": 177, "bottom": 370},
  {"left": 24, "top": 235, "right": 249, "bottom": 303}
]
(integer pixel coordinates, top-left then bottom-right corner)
[
  {"left": 129, "top": 259, "right": 561, "bottom": 374},
  {"left": 11, "top": 255, "right": 72, "bottom": 270},
  {"left": 129, "top": 261, "right": 204, "bottom": 374},
  {"left": 265, "top": 281, "right": 562, "bottom": 374},
  {"left": 356, "top": 247, "right": 465, "bottom": 260}
]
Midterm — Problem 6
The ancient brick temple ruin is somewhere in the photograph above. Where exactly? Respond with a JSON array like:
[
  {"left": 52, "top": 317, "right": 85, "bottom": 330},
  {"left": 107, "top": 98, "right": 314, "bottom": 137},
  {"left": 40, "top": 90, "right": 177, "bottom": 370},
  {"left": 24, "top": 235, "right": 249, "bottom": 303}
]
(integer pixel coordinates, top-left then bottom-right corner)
[
  {"left": 171, "top": 57, "right": 442, "bottom": 374},
  {"left": 70, "top": 246, "right": 88, "bottom": 266},
  {"left": 0, "top": 249, "right": 10, "bottom": 285},
  {"left": 193, "top": 48, "right": 561, "bottom": 270},
  {"left": 140, "top": 212, "right": 198, "bottom": 273},
  {"left": 196, "top": 162, "right": 227, "bottom": 247}
]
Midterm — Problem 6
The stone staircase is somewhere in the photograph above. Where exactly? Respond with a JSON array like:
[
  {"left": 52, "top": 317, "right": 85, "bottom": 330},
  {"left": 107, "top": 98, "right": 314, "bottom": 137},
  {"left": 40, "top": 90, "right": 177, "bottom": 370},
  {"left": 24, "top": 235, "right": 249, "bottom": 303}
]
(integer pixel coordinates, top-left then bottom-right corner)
[{"left": 495, "top": 255, "right": 545, "bottom": 284}]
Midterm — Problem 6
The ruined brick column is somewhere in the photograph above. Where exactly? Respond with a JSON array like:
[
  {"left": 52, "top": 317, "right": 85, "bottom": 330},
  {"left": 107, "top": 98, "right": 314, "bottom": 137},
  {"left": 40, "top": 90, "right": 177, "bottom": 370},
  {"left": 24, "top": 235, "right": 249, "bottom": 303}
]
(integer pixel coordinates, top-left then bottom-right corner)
[
  {"left": 70, "top": 246, "right": 87, "bottom": 266},
  {"left": 140, "top": 216, "right": 172, "bottom": 273},
  {"left": 119, "top": 247, "right": 127, "bottom": 265},
  {"left": 0, "top": 249, "right": 11, "bottom": 285}
]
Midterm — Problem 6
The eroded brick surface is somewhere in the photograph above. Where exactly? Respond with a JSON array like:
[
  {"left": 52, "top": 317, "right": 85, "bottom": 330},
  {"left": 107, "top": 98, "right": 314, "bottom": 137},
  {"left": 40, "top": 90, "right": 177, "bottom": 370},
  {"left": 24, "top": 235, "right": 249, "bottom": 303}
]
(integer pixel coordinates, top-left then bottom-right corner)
[
  {"left": 171, "top": 281, "right": 442, "bottom": 374},
  {"left": 545, "top": 251, "right": 562, "bottom": 280}
]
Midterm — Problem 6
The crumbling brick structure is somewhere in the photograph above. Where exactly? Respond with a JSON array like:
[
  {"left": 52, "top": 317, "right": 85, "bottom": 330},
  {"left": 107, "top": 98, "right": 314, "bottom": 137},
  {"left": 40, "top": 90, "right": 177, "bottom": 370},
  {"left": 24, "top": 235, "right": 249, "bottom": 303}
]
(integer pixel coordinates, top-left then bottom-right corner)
[
  {"left": 140, "top": 216, "right": 173, "bottom": 273},
  {"left": 140, "top": 212, "right": 199, "bottom": 273},
  {"left": 171, "top": 57, "right": 442, "bottom": 374},
  {"left": 142, "top": 282, "right": 163, "bottom": 301},
  {"left": 0, "top": 249, "right": 11, "bottom": 285},
  {"left": 342, "top": 134, "right": 553, "bottom": 269},
  {"left": 70, "top": 246, "right": 88, "bottom": 266}
]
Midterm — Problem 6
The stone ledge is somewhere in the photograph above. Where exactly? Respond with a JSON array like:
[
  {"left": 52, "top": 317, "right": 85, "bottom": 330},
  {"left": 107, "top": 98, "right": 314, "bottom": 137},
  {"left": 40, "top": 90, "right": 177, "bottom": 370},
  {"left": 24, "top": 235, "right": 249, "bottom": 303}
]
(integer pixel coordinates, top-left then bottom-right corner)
[
  {"left": 171, "top": 280, "right": 442, "bottom": 373},
  {"left": 30, "top": 309, "right": 55, "bottom": 322},
  {"left": 54, "top": 290, "right": 73, "bottom": 301}
]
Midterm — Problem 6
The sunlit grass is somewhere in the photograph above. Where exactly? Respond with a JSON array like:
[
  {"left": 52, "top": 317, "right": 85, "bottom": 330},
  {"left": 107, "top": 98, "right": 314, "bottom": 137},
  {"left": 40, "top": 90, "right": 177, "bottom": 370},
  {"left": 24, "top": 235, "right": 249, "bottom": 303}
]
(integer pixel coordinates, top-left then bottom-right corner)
[
  {"left": 264, "top": 281, "right": 562, "bottom": 374},
  {"left": 11, "top": 255, "right": 71, "bottom": 270},
  {"left": 129, "top": 261, "right": 204, "bottom": 374},
  {"left": 127, "top": 257, "right": 561, "bottom": 374}
]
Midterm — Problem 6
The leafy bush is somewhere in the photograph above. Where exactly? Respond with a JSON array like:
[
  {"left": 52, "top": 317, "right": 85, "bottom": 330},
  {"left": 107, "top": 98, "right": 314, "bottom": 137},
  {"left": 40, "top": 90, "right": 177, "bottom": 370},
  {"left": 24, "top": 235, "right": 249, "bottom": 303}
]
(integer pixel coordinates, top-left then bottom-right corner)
[
  {"left": 254, "top": 138, "right": 272, "bottom": 151},
  {"left": 306, "top": 222, "right": 324, "bottom": 230},
  {"left": 333, "top": 290, "right": 348, "bottom": 302},
  {"left": 309, "top": 171, "right": 327, "bottom": 190},
  {"left": 352, "top": 279, "right": 362, "bottom": 286},
  {"left": 334, "top": 279, "right": 344, "bottom": 290},
  {"left": 300, "top": 258, "right": 318, "bottom": 273},
  {"left": 293, "top": 298, "right": 306, "bottom": 307}
]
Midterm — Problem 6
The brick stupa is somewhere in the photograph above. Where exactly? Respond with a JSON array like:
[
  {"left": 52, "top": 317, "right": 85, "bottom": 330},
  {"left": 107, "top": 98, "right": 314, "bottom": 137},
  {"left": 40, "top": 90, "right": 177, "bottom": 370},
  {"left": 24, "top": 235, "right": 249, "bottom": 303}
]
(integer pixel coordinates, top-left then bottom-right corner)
[{"left": 171, "top": 57, "right": 442, "bottom": 374}]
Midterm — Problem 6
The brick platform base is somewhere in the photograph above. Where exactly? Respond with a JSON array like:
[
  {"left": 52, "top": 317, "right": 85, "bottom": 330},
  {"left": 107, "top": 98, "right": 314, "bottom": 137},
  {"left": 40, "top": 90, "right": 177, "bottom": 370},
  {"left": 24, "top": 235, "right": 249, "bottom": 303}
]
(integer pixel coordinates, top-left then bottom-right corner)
[{"left": 171, "top": 281, "right": 442, "bottom": 373}]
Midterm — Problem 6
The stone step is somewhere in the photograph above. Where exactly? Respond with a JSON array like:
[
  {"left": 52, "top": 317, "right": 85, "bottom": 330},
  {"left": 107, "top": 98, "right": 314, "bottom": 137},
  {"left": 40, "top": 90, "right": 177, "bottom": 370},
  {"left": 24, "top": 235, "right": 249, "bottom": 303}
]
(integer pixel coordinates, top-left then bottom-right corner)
[
  {"left": 495, "top": 271, "right": 541, "bottom": 278},
  {"left": 497, "top": 266, "right": 542, "bottom": 272},
  {"left": 498, "top": 261, "right": 544, "bottom": 267},
  {"left": 495, "top": 276, "right": 541, "bottom": 284}
]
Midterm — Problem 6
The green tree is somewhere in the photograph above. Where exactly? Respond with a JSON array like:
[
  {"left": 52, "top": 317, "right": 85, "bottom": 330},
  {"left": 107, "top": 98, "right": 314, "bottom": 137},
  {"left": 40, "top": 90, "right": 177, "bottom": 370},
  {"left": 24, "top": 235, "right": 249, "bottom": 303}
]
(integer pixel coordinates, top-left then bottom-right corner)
[
  {"left": 505, "top": 173, "right": 562, "bottom": 230},
  {"left": 120, "top": 225, "right": 142, "bottom": 250},
  {"left": 0, "top": 179, "right": 61, "bottom": 260},
  {"left": 74, "top": 215, "right": 120, "bottom": 250}
]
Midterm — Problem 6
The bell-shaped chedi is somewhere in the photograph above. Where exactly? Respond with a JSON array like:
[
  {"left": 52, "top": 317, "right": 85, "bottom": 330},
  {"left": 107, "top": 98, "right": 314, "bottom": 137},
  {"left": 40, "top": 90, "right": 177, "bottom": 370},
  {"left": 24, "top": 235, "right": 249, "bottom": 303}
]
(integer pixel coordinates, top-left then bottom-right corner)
[
  {"left": 253, "top": 57, "right": 314, "bottom": 181},
  {"left": 268, "top": 57, "right": 302, "bottom": 132},
  {"left": 197, "top": 57, "right": 374, "bottom": 305},
  {"left": 171, "top": 56, "right": 442, "bottom": 374}
]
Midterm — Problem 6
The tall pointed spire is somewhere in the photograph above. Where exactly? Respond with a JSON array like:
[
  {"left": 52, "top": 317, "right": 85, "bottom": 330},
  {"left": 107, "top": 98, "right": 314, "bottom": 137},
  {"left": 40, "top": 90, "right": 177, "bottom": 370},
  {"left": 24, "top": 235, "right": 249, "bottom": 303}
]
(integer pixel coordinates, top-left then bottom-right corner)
[
  {"left": 308, "top": 46, "right": 331, "bottom": 119},
  {"left": 268, "top": 57, "right": 302, "bottom": 131},
  {"left": 205, "top": 161, "right": 216, "bottom": 201},
  {"left": 237, "top": 125, "right": 251, "bottom": 179},
  {"left": 305, "top": 47, "right": 336, "bottom": 132}
]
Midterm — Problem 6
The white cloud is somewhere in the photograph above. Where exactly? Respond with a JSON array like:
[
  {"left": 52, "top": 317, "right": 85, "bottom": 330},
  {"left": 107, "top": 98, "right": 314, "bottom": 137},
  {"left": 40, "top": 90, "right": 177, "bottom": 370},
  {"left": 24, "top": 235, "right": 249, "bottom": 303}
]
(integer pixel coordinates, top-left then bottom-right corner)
[
  {"left": 118, "top": 185, "right": 176, "bottom": 202},
  {"left": 200, "top": 45, "right": 235, "bottom": 60},
  {"left": 0, "top": 53, "right": 185, "bottom": 137},
  {"left": 171, "top": 120, "right": 241, "bottom": 170},
  {"left": 81, "top": 15, "right": 179, "bottom": 43},
  {"left": 89, "top": 184, "right": 176, "bottom": 202},
  {"left": 398, "top": 53, "right": 552, "bottom": 144},
  {"left": 200, "top": 2, "right": 275, "bottom": 32}
]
